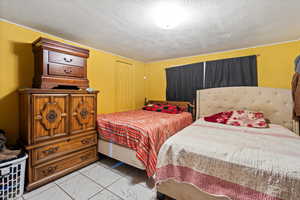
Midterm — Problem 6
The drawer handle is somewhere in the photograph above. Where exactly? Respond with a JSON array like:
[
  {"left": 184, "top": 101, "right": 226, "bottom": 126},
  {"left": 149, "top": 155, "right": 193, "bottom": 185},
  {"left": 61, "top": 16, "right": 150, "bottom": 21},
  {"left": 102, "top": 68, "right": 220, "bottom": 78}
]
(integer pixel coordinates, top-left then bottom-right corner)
[
  {"left": 42, "top": 166, "right": 57, "bottom": 176},
  {"left": 42, "top": 147, "right": 59, "bottom": 155},
  {"left": 64, "top": 57, "right": 73, "bottom": 62},
  {"left": 80, "top": 154, "right": 91, "bottom": 161},
  {"left": 81, "top": 138, "right": 94, "bottom": 145},
  {"left": 64, "top": 69, "right": 73, "bottom": 74}
]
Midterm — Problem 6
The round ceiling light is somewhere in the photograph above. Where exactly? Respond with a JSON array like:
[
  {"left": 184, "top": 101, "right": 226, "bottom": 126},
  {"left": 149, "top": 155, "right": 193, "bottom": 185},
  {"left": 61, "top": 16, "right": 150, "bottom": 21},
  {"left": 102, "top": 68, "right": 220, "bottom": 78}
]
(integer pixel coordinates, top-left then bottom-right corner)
[{"left": 152, "top": 2, "right": 187, "bottom": 29}]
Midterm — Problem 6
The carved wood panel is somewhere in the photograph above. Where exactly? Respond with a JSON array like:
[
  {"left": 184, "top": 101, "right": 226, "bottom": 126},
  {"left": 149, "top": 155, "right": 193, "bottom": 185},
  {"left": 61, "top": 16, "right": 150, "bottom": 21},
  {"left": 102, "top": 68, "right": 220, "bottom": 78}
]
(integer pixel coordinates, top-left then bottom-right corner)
[
  {"left": 70, "top": 94, "right": 96, "bottom": 134},
  {"left": 32, "top": 94, "right": 69, "bottom": 143}
]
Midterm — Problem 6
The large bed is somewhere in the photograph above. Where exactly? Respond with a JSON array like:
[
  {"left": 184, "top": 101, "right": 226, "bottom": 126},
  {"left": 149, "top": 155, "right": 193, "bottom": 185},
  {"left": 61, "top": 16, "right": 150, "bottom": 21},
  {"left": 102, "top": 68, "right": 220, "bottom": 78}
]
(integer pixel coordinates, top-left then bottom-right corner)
[
  {"left": 97, "top": 100, "right": 193, "bottom": 176},
  {"left": 156, "top": 87, "right": 300, "bottom": 200}
]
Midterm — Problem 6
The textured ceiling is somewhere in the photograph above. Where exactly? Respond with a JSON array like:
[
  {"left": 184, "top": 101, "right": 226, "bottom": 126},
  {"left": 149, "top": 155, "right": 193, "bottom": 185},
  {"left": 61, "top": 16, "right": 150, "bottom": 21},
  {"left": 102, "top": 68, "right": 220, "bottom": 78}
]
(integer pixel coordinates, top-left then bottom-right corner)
[{"left": 1, "top": 0, "right": 300, "bottom": 62}]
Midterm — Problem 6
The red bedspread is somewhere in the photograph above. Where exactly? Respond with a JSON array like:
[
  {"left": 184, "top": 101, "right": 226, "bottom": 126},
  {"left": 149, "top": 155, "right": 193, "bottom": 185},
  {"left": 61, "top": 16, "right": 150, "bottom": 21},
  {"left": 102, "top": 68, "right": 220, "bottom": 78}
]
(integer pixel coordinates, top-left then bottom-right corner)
[{"left": 97, "top": 110, "right": 192, "bottom": 176}]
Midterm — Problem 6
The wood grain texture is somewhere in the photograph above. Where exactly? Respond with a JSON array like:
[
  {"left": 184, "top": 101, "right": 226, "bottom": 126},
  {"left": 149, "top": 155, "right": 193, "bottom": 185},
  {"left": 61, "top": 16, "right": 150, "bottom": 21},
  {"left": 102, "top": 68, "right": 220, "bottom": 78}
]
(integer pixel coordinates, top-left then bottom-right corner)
[
  {"left": 32, "top": 37, "right": 89, "bottom": 89},
  {"left": 19, "top": 89, "right": 99, "bottom": 191},
  {"left": 48, "top": 51, "right": 85, "bottom": 67},
  {"left": 32, "top": 94, "right": 69, "bottom": 143},
  {"left": 48, "top": 63, "right": 84, "bottom": 78},
  {"left": 33, "top": 147, "right": 96, "bottom": 181},
  {"left": 31, "top": 134, "right": 97, "bottom": 166},
  {"left": 70, "top": 94, "right": 96, "bottom": 134}
]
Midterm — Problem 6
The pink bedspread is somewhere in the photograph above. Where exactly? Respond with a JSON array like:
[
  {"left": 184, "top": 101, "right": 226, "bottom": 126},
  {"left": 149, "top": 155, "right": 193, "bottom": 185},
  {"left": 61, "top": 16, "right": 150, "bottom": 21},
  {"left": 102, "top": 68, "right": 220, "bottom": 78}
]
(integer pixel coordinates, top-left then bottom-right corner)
[{"left": 97, "top": 110, "right": 192, "bottom": 176}]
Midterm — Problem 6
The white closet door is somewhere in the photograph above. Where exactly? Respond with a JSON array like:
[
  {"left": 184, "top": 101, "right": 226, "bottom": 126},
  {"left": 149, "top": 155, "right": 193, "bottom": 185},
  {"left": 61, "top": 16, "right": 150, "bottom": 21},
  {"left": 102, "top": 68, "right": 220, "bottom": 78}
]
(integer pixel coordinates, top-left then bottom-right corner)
[{"left": 115, "top": 61, "right": 135, "bottom": 112}]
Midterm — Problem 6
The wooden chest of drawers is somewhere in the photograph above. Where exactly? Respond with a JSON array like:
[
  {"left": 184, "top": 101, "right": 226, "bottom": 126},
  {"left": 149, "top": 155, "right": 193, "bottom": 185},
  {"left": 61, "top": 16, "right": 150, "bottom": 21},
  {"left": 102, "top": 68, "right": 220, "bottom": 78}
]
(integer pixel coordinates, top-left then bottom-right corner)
[
  {"left": 32, "top": 37, "right": 89, "bottom": 89},
  {"left": 19, "top": 89, "right": 99, "bottom": 191}
]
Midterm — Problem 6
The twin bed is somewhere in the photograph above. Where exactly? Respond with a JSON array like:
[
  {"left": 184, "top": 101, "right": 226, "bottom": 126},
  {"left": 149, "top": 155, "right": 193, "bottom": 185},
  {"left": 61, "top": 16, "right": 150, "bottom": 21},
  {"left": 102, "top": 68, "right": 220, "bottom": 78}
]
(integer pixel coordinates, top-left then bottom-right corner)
[
  {"left": 97, "top": 100, "right": 193, "bottom": 176},
  {"left": 97, "top": 87, "right": 300, "bottom": 200}
]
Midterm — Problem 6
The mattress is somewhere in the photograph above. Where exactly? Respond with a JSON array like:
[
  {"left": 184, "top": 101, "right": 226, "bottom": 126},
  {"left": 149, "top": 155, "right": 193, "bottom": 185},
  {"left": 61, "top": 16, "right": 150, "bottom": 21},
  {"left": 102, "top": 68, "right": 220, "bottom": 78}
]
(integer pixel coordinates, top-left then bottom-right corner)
[
  {"left": 97, "top": 110, "right": 192, "bottom": 176},
  {"left": 155, "top": 119, "right": 300, "bottom": 200}
]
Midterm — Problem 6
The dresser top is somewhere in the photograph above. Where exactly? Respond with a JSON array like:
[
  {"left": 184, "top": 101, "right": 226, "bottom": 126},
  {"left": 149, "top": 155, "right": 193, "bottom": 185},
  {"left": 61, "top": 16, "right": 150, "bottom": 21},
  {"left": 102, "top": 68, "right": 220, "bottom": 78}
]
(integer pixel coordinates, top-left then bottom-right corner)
[
  {"left": 32, "top": 37, "right": 89, "bottom": 58},
  {"left": 19, "top": 88, "right": 99, "bottom": 94}
]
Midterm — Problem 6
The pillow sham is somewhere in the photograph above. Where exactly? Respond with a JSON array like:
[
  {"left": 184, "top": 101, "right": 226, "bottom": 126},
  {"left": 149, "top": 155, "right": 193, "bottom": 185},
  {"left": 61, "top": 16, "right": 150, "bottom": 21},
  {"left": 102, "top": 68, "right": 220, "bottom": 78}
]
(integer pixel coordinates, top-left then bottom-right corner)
[
  {"left": 204, "top": 110, "right": 268, "bottom": 128},
  {"left": 143, "top": 104, "right": 182, "bottom": 114}
]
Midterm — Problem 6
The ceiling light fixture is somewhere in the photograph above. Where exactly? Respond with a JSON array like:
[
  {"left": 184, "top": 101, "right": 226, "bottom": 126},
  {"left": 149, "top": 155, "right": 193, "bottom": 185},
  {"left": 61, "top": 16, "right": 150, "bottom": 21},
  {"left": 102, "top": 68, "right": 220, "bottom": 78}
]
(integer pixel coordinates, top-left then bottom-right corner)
[{"left": 152, "top": 2, "right": 187, "bottom": 29}]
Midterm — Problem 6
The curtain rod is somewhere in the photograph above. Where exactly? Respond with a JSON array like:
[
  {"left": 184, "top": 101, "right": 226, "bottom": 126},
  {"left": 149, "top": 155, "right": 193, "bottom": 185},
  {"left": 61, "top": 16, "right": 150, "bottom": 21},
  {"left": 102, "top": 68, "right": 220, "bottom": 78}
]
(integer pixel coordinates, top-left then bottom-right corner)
[{"left": 167, "top": 54, "right": 260, "bottom": 69}]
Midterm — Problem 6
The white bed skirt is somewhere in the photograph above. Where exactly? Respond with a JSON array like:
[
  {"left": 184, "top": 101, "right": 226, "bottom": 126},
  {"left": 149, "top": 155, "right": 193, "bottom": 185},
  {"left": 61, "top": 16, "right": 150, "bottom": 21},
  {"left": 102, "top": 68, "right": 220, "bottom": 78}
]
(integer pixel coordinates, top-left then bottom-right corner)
[{"left": 97, "top": 139, "right": 145, "bottom": 170}]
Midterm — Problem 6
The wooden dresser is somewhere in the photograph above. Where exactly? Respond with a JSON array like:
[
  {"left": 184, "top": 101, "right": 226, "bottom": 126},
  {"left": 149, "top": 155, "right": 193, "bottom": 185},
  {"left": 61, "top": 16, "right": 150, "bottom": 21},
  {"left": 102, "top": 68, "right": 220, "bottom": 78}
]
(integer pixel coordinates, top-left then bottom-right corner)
[
  {"left": 32, "top": 37, "right": 89, "bottom": 89},
  {"left": 19, "top": 89, "right": 99, "bottom": 191}
]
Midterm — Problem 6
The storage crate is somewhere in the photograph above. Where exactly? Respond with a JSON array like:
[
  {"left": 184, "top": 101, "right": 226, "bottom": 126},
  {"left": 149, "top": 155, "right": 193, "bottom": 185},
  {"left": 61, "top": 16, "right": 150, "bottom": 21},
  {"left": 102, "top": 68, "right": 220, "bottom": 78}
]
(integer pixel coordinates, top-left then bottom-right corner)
[{"left": 0, "top": 153, "right": 27, "bottom": 200}]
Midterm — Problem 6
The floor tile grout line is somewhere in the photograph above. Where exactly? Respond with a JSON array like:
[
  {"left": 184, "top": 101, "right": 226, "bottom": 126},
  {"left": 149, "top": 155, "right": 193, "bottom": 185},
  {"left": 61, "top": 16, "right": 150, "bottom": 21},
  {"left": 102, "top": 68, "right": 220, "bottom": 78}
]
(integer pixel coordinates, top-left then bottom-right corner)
[
  {"left": 79, "top": 170, "right": 125, "bottom": 200},
  {"left": 81, "top": 172, "right": 123, "bottom": 199},
  {"left": 80, "top": 166, "right": 148, "bottom": 191},
  {"left": 96, "top": 162, "right": 127, "bottom": 177},
  {"left": 105, "top": 174, "right": 158, "bottom": 199},
  {"left": 87, "top": 189, "right": 104, "bottom": 200},
  {"left": 61, "top": 172, "right": 105, "bottom": 199},
  {"left": 23, "top": 162, "right": 156, "bottom": 200},
  {"left": 78, "top": 170, "right": 114, "bottom": 189},
  {"left": 55, "top": 183, "right": 76, "bottom": 200},
  {"left": 103, "top": 176, "right": 123, "bottom": 189},
  {"left": 96, "top": 162, "right": 127, "bottom": 175},
  {"left": 22, "top": 183, "right": 57, "bottom": 200},
  {"left": 23, "top": 159, "right": 153, "bottom": 200},
  {"left": 78, "top": 162, "right": 123, "bottom": 185},
  {"left": 97, "top": 160, "right": 157, "bottom": 191},
  {"left": 104, "top": 176, "right": 155, "bottom": 200},
  {"left": 79, "top": 164, "right": 142, "bottom": 191},
  {"left": 79, "top": 163, "right": 99, "bottom": 174},
  {"left": 97, "top": 161, "right": 141, "bottom": 178},
  {"left": 105, "top": 187, "right": 127, "bottom": 200}
]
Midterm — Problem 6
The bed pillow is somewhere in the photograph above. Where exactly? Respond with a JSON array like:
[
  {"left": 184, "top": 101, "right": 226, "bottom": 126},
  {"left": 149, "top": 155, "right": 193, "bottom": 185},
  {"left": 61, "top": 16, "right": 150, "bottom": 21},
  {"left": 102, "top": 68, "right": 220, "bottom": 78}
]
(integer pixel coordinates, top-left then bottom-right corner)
[
  {"left": 160, "top": 104, "right": 182, "bottom": 114},
  {"left": 143, "top": 103, "right": 161, "bottom": 111},
  {"left": 204, "top": 110, "right": 268, "bottom": 128},
  {"left": 143, "top": 104, "right": 182, "bottom": 114}
]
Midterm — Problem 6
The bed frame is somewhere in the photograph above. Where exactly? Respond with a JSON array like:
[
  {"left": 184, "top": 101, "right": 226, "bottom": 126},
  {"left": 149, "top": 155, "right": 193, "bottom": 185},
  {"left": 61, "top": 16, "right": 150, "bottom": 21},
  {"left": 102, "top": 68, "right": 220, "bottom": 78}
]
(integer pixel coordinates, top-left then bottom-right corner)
[
  {"left": 157, "top": 86, "right": 299, "bottom": 200},
  {"left": 98, "top": 99, "right": 195, "bottom": 170}
]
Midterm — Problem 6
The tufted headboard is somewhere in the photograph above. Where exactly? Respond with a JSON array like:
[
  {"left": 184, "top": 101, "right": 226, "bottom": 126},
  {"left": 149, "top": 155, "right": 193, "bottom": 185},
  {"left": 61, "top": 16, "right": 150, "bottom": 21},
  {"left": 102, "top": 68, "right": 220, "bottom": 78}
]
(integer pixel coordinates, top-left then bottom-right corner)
[{"left": 196, "top": 87, "right": 299, "bottom": 134}]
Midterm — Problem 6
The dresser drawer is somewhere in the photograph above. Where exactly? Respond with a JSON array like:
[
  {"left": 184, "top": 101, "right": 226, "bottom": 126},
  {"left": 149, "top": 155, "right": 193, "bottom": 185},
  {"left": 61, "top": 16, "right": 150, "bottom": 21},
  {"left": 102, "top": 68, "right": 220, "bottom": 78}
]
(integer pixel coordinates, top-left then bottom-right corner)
[
  {"left": 48, "top": 63, "right": 84, "bottom": 78},
  {"left": 32, "top": 134, "right": 97, "bottom": 165},
  {"left": 33, "top": 147, "right": 97, "bottom": 181},
  {"left": 48, "top": 51, "right": 85, "bottom": 67}
]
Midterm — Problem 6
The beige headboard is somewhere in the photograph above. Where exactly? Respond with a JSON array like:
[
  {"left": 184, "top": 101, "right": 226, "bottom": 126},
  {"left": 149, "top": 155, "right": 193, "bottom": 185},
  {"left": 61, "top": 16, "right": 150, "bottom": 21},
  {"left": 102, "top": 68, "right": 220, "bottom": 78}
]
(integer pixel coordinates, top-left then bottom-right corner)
[{"left": 196, "top": 87, "right": 299, "bottom": 134}]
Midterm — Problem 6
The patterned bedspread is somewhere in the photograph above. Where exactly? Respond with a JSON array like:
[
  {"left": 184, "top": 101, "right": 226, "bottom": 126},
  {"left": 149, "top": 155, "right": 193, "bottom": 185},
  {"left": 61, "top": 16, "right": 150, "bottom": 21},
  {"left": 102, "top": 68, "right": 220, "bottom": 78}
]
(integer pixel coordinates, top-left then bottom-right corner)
[
  {"left": 97, "top": 110, "right": 192, "bottom": 176},
  {"left": 155, "top": 119, "right": 300, "bottom": 200}
]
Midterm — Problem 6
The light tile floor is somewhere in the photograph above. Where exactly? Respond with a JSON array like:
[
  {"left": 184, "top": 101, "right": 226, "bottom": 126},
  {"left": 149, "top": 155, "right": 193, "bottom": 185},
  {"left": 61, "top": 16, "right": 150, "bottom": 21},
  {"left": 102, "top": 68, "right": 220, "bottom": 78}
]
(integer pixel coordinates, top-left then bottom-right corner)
[{"left": 20, "top": 156, "right": 172, "bottom": 200}]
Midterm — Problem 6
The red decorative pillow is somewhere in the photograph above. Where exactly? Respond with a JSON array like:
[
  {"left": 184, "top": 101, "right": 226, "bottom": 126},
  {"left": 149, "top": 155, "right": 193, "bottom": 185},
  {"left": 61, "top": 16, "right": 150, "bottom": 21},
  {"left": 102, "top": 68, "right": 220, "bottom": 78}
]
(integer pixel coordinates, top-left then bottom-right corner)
[
  {"left": 203, "top": 111, "right": 233, "bottom": 124},
  {"left": 143, "top": 104, "right": 161, "bottom": 111},
  {"left": 161, "top": 104, "right": 182, "bottom": 114},
  {"left": 143, "top": 104, "right": 182, "bottom": 114},
  {"left": 204, "top": 110, "right": 268, "bottom": 128}
]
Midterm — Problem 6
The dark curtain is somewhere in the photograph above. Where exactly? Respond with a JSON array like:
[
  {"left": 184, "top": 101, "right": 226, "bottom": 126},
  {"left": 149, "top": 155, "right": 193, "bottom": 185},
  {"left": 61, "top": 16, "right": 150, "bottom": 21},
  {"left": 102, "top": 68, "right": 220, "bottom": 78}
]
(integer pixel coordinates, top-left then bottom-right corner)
[
  {"left": 205, "top": 55, "right": 257, "bottom": 88},
  {"left": 166, "top": 63, "right": 204, "bottom": 102}
]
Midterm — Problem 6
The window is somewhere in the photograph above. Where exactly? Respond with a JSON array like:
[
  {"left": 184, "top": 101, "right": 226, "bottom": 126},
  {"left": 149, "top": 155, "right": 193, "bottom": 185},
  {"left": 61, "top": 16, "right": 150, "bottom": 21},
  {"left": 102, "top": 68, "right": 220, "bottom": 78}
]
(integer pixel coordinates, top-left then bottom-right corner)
[{"left": 166, "top": 55, "right": 257, "bottom": 102}]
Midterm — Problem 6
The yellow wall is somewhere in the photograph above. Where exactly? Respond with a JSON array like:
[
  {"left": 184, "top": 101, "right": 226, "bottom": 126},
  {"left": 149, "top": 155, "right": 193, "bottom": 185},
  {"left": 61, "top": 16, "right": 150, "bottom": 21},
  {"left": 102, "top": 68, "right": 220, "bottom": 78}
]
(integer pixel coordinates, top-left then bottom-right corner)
[
  {"left": 1, "top": 19, "right": 300, "bottom": 144},
  {"left": 0, "top": 20, "right": 145, "bottom": 144},
  {"left": 145, "top": 41, "right": 300, "bottom": 100}
]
